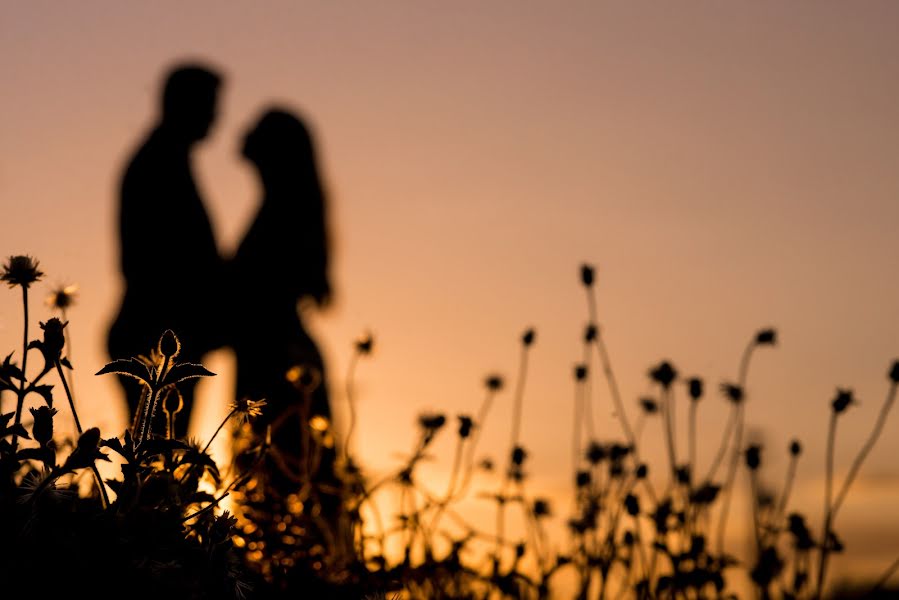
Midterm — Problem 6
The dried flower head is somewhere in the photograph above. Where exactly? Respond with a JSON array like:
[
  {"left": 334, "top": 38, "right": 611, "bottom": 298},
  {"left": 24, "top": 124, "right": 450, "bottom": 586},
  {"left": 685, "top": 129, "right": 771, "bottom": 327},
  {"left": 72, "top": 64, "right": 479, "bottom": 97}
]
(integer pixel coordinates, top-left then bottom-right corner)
[
  {"left": 585, "top": 441, "right": 606, "bottom": 464},
  {"left": 649, "top": 361, "right": 677, "bottom": 388},
  {"left": 457, "top": 414, "right": 473, "bottom": 438},
  {"left": 533, "top": 498, "right": 552, "bottom": 518},
  {"left": 639, "top": 397, "right": 659, "bottom": 414},
  {"left": 889, "top": 360, "right": 899, "bottom": 384},
  {"left": 755, "top": 328, "right": 777, "bottom": 346},
  {"left": 584, "top": 323, "right": 598, "bottom": 343},
  {"left": 418, "top": 412, "right": 446, "bottom": 432},
  {"left": 485, "top": 374, "right": 504, "bottom": 391},
  {"left": 574, "top": 364, "right": 588, "bottom": 381},
  {"left": 46, "top": 283, "right": 78, "bottom": 311},
  {"left": 575, "top": 470, "right": 591, "bottom": 487},
  {"left": 521, "top": 328, "right": 536, "bottom": 347},
  {"left": 580, "top": 264, "right": 595, "bottom": 287},
  {"left": 831, "top": 388, "right": 855, "bottom": 414},
  {"left": 229, "top": 398, "right": 267, "bottom": 422},
  {"left": 789, "top": 439, "right": 802, "bottom": 456},
  {"left": 687, "top": 377, "right": 704, "bottom": 401},
  {"left": 721, "top": 382, "right": 744, "bottom": 404},
  {"left": 1, "top": 255, "right": 43, "bottom": 288},
  {"left": 511, "top": 445, "right": 527, "bottom": 466},
  {"left": 745, "top": 445, "right": 762, "bottom": 470},
  {"left": 624, "top": 494, "right": 640, "bottom": 516}
]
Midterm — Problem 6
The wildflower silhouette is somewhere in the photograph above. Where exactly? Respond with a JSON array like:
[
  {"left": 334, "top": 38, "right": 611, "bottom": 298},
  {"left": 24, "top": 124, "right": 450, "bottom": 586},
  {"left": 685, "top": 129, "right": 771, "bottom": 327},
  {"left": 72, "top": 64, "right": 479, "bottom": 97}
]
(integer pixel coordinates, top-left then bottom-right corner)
[{"left": 96, "top": 329, "right": 215, "bottom": 444}]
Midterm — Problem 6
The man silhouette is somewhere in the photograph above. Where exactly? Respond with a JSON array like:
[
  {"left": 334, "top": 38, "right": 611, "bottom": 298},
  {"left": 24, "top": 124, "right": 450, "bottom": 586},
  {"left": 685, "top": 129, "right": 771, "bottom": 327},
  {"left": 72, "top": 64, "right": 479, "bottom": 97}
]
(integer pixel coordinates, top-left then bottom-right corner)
[{"left": 108, "top": 63, "right": 224, "bottom": 439}]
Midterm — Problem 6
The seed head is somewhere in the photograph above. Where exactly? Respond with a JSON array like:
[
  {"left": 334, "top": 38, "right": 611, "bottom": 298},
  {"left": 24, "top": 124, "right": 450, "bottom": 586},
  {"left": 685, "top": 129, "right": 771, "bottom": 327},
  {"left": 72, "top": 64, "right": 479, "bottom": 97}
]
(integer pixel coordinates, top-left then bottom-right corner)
[
  {"left": 687, "top": 377, "right": 704, "bottom": 401},
  {"left": 831, "top": 389, "right": 855, "bottom": 414},
  {"left": 457, "top": 415, "right": 473, "bottom": 438},
  {"left": 574, "top": 364, "right": 588, "bottom": 381},
  {"left": 485, "top": 374, "right": 504, "bottom": 391},
  {"left": 521, "top": 328, "right": 536, "bottom": 347},
  {"left": 649, "top": 361, "right": 677, "bottom": 389},
  {"left": 755, "top": 328, "right": 777, "bottom": 346},
  {"left": 745, "top": 445, "right": 762, "bottom": 470},
  {"left": 1, "top": 255, "right": 43, "bottom": 288},
  {"left": 580, "top": 264, "right": 595, "bottom": 287}
]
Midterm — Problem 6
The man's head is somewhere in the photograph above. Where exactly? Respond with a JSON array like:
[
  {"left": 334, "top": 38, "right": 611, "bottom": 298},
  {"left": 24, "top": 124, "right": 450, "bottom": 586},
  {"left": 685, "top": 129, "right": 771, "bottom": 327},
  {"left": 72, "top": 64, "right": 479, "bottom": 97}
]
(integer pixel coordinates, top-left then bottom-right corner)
[{"left": 160, "top": 63, "right": 222, "bottom": 143}]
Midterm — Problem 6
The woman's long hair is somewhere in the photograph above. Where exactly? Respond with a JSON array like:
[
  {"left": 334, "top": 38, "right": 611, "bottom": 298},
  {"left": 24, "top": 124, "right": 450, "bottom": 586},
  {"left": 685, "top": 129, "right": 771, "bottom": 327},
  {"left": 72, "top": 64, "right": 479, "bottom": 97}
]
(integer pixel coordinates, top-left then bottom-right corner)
[{"left": 243, "top": 108, "right": 331, "bottom": 306}]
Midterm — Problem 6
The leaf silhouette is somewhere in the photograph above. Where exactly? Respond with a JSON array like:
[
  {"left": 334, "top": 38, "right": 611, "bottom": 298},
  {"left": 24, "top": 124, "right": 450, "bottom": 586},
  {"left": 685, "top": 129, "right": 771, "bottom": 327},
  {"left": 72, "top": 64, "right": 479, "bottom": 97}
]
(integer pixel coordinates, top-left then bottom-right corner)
[
  {"left": 28, "top": 384, "right": 55, "bottom": 407},
  {"left": 162, "top": 362, "right": 216, "bottom": 386},
  {"left": 95, "top": 358, "right": 152, "bottom": 385}
]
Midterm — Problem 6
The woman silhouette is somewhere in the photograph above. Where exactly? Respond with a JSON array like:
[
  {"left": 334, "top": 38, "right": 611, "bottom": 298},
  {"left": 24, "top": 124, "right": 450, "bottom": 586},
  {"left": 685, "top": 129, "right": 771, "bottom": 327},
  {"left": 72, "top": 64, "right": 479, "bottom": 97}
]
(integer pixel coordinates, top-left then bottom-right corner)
[{"left": 230, "top": 108, "right": 335, "bottom": 492}]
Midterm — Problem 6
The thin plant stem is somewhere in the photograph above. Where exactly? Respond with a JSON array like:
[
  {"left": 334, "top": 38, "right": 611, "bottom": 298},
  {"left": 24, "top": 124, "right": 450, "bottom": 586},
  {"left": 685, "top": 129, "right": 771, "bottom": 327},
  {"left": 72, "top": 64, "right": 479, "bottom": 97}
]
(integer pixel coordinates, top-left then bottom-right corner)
[
  {"left": 11, "top": 286, "right": 30, "bottom": 455},
  {"left": 816, "top": 411, "right": 839, "bottom": 598},
  {"left": 509, "top": 345, "right": 529, "bottom": 452},
  {"left": 818, "top": 383, "right": 897, "bottom": 598},
  {"left": 831, "top": 383, "right": 897, "bottom": 519},
  {"left": 344, "top": 351, "right": 360, "bottom": 464},
  {"left": 61, "top": 307, "right": 76, "bottom": 403},
  {"left": 715, "top": 340, "right": 756, "bottom": 555},
  {"left": 772, "top": 452, "right": 799, "bottom": 544},
  {"left": 55, "top": 360, "right": 82, "bottom": 434},
  {"left": 583, "top": 341, "right": 596, "bottom": 440},
  {"left": 585, "top": 283, "right": 636, "bottom": 450},
  {"left": 573, "top": 378, "right": 583, "bottom": 475},
  {"left": 749, "top": 469, "right": 762, "bottom": 555},
  {"left": 704, "top": 406, "right": 737, "bottom": 483},
  {"left": 203, "top": 408, "right": 238, "bottom": 456},
  {"left": 595, "top": 335, "right": 635, "bottom": 450},
  {"left": 457, "top": 387, "right": 498, "bottom": 498},
  {"left": 864, "top": 557, "right": 899, "bottom": 599},
  {"left": 662, "top": 386, "right": 677, "bottom": 479},
  {"left": 54, "top": 358, "right": 109, "bottom": 509},
  {"left": 688, "top": 397, "right": 698, "bottom": 481}
]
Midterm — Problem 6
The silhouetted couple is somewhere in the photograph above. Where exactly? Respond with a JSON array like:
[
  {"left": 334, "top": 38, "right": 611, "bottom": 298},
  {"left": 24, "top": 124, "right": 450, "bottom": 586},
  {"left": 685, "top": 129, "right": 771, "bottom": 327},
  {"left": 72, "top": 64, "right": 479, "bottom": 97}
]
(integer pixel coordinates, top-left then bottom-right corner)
[{"left": 107, "top": 63, "right": 333, "bottom": 484}]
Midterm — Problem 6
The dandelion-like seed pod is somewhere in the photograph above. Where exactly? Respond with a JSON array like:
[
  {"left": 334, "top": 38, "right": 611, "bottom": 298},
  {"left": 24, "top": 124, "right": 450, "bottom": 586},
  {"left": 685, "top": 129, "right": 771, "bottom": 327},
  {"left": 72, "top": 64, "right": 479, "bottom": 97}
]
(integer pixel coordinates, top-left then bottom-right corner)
[{"left": 1, "top": 255, "right": 44, "bottom": 288}]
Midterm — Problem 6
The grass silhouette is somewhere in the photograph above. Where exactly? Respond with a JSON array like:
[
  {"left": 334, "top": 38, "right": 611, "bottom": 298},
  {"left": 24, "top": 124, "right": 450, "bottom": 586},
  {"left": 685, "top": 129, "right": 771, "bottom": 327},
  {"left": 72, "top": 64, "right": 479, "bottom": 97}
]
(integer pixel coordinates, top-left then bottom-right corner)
[{"left": 0, "top": 254, "right": 897, "bottom": 599}]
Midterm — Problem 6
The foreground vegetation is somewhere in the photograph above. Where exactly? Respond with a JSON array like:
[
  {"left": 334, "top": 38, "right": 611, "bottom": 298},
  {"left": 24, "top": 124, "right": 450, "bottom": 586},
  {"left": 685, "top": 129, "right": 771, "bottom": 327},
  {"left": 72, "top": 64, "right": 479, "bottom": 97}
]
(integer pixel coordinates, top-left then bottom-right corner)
[{"left": 0, "top": 254, "right": 896, "bottom": 599}]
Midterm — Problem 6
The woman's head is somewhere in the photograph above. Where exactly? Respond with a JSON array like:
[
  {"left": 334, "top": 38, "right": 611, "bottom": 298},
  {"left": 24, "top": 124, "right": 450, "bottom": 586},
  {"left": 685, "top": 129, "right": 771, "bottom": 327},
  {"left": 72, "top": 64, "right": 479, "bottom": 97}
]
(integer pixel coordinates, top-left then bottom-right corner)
[{"left": 242, "top": 108, "right": 317, "bottom": 181}]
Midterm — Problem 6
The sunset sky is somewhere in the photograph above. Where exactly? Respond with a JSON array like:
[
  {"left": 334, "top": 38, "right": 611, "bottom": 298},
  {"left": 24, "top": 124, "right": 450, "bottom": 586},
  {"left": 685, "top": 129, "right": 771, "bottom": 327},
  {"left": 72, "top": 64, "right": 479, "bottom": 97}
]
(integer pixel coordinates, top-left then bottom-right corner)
[{"left": 2, "top": 1, "right": 898, "bottom": 587}]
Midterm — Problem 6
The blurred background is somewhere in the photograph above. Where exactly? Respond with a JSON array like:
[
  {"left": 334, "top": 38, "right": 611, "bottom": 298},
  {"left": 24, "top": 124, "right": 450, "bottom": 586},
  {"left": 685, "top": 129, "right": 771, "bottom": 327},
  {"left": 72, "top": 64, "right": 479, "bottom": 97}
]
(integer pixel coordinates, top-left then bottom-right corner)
[{"left": 2, "top": 1, "right": 898, "bottom": 589}]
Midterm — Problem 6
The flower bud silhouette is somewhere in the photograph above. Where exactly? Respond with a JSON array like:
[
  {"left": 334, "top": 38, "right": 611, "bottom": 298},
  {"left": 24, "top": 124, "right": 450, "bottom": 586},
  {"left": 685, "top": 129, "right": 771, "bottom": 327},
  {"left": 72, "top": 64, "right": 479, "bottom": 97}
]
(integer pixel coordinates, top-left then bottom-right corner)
[
  {"left": 687, "top": 377, "right": 703, "bottom": 401},
  {"left": 29, "top": 406, "right": 57, "bottom": 446},
  {"left": 38, "top": 318, "right": 67, "bottom": 362},
  {"left": 789, "top": 439, "right": 802, "bottom": 456},
  {"left": 580, "top": 264, "right": 595, "bottom": 287},
  {"left": 584, "top": 323, "right": 597, "bottom": 343},
  {"left": 755, "top": 329, "right": 777, "bottom": 346},
  {"left": 158, "top": 329, "right": 181, "bottom": 359},
  {"left": 485, "top": 374, "right": 504, "bottom": 391},
  {"left": 890, "top": 360, "right": 899, "bottom": 383},
  {"left": 521, "top": 328, "right": 536, "bottom": 347},
  {"left": 745, "top": 445, "right": 762, "bottom": 470},
  {"left": 649, "top": 361, "right": 677, "bottom": 388},
  {"left": 574, "top": 364, "right": 588, "bottom": 381}
]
